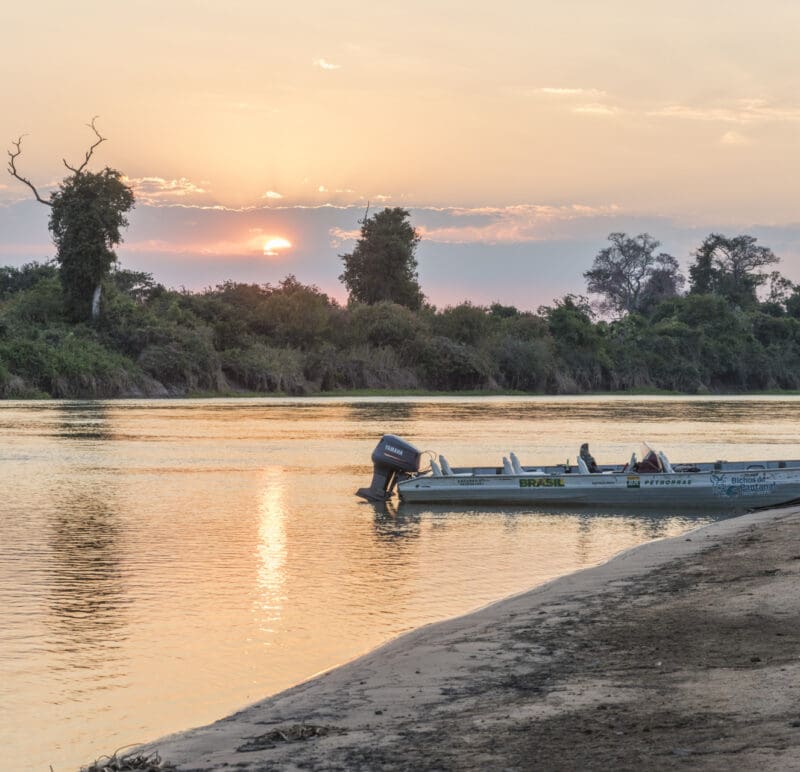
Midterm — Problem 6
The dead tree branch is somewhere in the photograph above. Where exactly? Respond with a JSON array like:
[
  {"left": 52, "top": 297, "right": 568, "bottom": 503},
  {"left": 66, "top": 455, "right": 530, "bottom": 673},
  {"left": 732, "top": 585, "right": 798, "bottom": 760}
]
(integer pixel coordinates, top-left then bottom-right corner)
[
  {"left": 63, "top": 116, "right": 106, "bottom": 174},
  {"left": 7, "top": 135, "right": 52, "bottom": 206}
]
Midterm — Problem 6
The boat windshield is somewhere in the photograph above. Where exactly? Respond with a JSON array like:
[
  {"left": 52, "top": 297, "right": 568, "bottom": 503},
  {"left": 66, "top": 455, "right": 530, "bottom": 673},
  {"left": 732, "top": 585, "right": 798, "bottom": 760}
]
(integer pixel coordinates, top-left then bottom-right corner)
[{"left": 636, "top": 442, "right": 662, "bottom": 473}]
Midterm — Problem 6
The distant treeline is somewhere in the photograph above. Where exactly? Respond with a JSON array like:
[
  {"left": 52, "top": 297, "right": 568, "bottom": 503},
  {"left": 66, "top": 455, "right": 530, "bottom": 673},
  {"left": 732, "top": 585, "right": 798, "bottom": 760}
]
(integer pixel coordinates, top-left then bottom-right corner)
[{"left": 2, "top": 247, "right": 800, "bottom": 398}]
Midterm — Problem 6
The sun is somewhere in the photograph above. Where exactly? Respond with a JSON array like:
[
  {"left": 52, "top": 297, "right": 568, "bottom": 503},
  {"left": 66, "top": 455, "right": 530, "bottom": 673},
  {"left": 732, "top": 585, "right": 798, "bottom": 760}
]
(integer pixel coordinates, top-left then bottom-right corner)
[{"left": 263, "top": 236, "right": 292, "bottom": 256}]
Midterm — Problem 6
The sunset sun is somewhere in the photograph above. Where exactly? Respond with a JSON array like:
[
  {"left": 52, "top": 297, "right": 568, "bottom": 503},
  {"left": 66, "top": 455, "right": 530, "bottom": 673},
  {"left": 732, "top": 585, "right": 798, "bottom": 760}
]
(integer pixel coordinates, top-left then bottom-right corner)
[{"left": 263, "top": 236, "right": 292, "bottom": 256}]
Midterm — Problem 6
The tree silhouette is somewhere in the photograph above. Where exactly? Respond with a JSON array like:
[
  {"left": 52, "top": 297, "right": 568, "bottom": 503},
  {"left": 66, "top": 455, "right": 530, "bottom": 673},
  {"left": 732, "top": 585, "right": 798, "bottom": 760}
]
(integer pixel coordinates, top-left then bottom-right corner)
[
  {"left": 7, "top": 119, "right": 134, "bottom": 320},
  {"left": 339, "top": 207, "right": 424, "bottom": 310}
]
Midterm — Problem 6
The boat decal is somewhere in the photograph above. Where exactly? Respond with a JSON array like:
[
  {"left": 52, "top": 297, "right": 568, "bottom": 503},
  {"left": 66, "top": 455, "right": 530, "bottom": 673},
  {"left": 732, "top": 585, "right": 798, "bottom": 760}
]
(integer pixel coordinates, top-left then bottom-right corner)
[
  {"left": 626, "top": 476, "right": 640, "bottom": 488},
  {"left": 519, "top": 477, "right": 565, "bottom": 488},
  {"left": 643, "top": 478, "right": 692, "bottom": 486},
  {"left": 456, "top": 478, "right": 485, "bottom": 486},
  {"left": 710, "top": 471, "right": 776, "bottom": 498}
]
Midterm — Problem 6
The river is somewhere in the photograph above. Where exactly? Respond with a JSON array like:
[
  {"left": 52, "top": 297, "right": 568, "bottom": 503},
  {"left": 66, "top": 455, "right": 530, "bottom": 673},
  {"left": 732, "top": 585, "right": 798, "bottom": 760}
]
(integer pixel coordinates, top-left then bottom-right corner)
[{"left": 2, "top": 395, "right": 799, "bottom": 771}]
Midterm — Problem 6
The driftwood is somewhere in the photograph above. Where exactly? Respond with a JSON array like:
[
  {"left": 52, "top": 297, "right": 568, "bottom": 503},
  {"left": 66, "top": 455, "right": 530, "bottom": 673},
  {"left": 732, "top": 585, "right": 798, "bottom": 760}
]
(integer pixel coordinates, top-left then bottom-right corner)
[
  {"left": 237, "top": 723, "right": 343, "bottom": 752},
  {"left": 79, "top": 749, "right": 176, "bottom": 771}
]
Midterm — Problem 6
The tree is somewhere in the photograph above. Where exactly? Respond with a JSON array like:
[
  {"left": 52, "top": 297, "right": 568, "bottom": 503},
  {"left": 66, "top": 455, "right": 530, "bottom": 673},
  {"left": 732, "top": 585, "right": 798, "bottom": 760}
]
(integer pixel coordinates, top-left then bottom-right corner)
[
  {"left": 583, "top": 232, "right": 684, "bottom": 317},
  {"left": 7, "top": 118, "right": 134, "bottom": 321},
  {"left": 688, "top": 233, "right": 779, "bottom": 308},
  {"left": 339, "top": 207, "right": 424, "bottom": 310}
]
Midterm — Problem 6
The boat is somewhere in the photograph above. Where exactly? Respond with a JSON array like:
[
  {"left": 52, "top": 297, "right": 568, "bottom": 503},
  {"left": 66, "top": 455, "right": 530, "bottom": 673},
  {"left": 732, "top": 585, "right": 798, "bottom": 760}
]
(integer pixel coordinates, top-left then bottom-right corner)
[{"left": 355, "top": 434, "right": 800, "bottom": 510}]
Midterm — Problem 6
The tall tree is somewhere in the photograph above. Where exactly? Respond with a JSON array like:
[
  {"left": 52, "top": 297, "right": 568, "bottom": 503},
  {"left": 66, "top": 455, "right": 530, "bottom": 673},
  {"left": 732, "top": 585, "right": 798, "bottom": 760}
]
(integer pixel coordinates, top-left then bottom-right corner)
[
  {"left": 339, "top": 207, "right": 424, "bottom": 310},
  {"left": 688, "top": 233, "right": 779, "bottom": 308},
  {"left": 7, "top": 118, "right": 134, "bottom": 320},
  {"left": 584, "top": 232, "right": 684, "bottom": 317}
]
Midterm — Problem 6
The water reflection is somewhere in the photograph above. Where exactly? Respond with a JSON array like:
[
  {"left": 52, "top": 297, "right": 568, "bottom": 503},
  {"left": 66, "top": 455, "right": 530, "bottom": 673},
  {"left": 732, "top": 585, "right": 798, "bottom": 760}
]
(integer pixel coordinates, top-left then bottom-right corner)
[
  {"left": 53, "top": 401, "right": 114, "bottom": 441},
  {"left": 345, "top": 400, "right": 420, "bottom": 423},
  {"left": 254, "top": 469, "right": 288, "bottom": 634},
  {"left": 372, "top": 505, "right": 422, "bottom": 543},
  {"left": 47, "top": 487, "right": 128, "bottom": 671}
]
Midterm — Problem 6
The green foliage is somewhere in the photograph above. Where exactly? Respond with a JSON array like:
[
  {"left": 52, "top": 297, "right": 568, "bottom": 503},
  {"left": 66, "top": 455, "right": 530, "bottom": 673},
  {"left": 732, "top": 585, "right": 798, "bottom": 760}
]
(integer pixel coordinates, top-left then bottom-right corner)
[
  {"left": 137, "top": 326, "right": 222, "bottom": 392},
  {"left": 5, "top": 227, "right": 800, "bottom": 398},
  {"left": 688, "top": 234, "right": 778, "bottom": 308},
  {"left": 111, "top": 268, "right": 163, "bottom": 303},
  {"left": 346, "top": 301, "right": 428, "bottom": 349},
  {"left": 0, "top": 326, "right": 139, "bottom": 398},
  {"left": 339, "top": 207, "right": 424, "bottom": 309},
  {"left": 220, "top": 344, "right": 306, "bottom": 393},
  {"left": 417, "top": 336, "right": 492, "bottom": 390},
  {"left": 0, "top": 261, "right": 58, "bottom": 300},
  {"left": 433, "top": 302, "right": 490, "bottom": 345},
  {"left": 3, "top": 276, "right": 64, "bottom": 325},
  {"left": 49, "top": 168, "right": 135, "bottom": 320},
  {"left": 492, "top": 336, "right": 554, "bottom": 391},
  {"left": 193, "top": 276, "right": 339, "bottom": 350}
]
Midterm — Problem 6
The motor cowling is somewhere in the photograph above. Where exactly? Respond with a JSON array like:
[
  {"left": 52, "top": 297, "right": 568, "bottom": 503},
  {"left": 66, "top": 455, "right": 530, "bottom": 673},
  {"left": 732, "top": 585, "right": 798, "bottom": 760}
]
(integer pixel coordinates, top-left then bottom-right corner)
[{"left": 356, "top": 434, "right": 421, "bottom": 501}]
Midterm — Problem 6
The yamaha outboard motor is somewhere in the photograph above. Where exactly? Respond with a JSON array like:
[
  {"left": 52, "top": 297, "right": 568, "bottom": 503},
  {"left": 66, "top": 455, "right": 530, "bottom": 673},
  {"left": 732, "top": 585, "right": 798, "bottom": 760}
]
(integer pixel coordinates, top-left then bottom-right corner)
[{"left": 356, "top": 434, "right": 421, "bottom": 501}]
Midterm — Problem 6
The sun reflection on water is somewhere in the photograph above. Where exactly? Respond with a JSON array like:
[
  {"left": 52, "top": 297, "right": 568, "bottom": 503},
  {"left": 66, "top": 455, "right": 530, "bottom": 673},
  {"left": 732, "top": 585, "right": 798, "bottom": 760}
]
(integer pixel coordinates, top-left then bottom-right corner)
[{"left": 254, "top": 469, "right": 288, "bottom": 636}]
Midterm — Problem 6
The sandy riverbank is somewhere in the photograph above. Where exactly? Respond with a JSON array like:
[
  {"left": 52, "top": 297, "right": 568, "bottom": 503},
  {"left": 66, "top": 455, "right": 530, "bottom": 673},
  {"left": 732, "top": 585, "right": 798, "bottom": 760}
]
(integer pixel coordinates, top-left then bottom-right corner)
[{"left": 130, "top": 505, "right": 800, "bottom": 771}]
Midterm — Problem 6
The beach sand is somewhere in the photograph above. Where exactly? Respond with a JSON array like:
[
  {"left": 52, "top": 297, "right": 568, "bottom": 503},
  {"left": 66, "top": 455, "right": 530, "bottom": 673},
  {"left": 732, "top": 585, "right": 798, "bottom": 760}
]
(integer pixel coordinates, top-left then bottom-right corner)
[{"left": 132, "top": 505, "right": 800, "bottom": 771}]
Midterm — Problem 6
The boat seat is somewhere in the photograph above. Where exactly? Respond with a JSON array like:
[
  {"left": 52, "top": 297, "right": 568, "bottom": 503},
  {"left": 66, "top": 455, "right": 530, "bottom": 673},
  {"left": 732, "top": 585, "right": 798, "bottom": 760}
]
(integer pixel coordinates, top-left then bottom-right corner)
[
  {"left": 576, "top": 456, "right": 590, "bottom": 475},
  {"left": 430, "top": 460, "right": 442, "bottom": 476},
  {"left": 502, "top": 456, "right": 514, "bottom": 475},
  {"left": 439, "top": 454, "right": 472, "bottom": 476},
  {"left": 658, "top": 451, "right": 674, "bottom": 474},
  {"left": 510, "top": 451, "right": 546, "bottom": 475}
]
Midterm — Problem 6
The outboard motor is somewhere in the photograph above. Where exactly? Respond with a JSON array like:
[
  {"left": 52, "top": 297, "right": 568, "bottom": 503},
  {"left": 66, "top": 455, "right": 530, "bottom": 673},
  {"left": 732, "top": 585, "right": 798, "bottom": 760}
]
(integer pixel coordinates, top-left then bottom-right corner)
[{"left": 356, "top": 434, "right": 421, "bottom": 501}]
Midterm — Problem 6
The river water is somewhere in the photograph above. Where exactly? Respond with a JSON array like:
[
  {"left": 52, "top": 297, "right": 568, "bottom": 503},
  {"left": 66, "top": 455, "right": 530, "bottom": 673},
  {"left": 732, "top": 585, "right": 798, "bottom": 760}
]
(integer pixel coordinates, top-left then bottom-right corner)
[{"left": 2, "top": 395, "right": 799, "bottom": 771}]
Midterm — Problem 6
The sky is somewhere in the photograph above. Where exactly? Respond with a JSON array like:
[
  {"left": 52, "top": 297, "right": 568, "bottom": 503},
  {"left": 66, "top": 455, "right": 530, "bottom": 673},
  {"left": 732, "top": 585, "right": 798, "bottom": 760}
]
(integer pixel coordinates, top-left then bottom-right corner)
[{"left": 2, "top": 0, "right": 800, "bottom": 309}]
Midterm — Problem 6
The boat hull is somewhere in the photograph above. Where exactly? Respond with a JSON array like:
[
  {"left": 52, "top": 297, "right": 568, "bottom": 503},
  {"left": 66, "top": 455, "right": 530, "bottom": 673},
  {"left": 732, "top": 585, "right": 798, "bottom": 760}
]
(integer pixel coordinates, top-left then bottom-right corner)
[{"left": 397, "top": 467, "right": 800, "bottom": 510}]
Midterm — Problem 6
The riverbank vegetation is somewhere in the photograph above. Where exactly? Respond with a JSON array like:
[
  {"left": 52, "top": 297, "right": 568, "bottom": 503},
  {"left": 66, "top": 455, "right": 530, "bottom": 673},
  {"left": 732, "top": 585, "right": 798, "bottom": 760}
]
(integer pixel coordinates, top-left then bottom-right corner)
[
  {"left": 3, "top": 238, "right": 800, "bottom": 398},
  {"left": 5, "top": 126, "right": 800, "bottom": 398}
]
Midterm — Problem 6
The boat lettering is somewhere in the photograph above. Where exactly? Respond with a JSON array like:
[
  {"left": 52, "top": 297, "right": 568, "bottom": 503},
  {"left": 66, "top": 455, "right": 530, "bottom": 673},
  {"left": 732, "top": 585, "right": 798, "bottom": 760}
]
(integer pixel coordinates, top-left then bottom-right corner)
[
  {"left": 519, "top": 477, "right": 565, "bottom": 488},
  {"left": 710, "top": 472, "right": 776, "bottom": 498},
  {"left": 643, "top": 478, "right": 692, "bottom": 486},
  {"left": 456, "top": 478, "right": 485, "bottom": 486},
  {"left": 626, "top": 476, "right": 640, "bottom": 489}
]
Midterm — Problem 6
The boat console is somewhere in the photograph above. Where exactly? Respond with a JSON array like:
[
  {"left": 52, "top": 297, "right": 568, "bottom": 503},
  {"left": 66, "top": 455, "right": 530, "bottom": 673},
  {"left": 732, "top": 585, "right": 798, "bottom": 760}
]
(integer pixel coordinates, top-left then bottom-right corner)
[{"left": 356, "top": 434, "right": 421, "bottom": 501}]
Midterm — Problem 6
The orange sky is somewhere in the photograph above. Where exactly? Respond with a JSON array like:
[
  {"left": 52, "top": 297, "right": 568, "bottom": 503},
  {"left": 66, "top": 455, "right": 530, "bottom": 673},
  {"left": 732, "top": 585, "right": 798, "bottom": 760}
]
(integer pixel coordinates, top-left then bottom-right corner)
[{"left": 3, "top": 1, "right": 800, "bottom": 307}]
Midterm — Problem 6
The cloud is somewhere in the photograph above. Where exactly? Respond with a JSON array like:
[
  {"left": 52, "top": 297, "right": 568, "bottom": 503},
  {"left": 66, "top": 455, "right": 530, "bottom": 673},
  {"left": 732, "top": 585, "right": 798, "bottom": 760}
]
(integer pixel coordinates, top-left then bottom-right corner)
[
  {"left": 649, "top": 99, "right": 800, "bottom": 124},
  {"left": 419, "top": 204, "right": 622, "bottom": 244},
  {"left": 573, "top": 103, "right": 619, "bottom": 116},
  {"left": 126, "top": 176, "right": 210, "bottom": 206},
  {"left": 329, "top": 204, "right": 622, "bottom": 247},
  {"left": 720, "top": 131, "right": 752, "bottom": 146},
  {"left": 123, "top": 234, "right": 278, "bottom": 259},
  {"left": 537, "top": 87, "right": 606, "bottom": 97},
  {"left": 313, "top": 58, "right": 341, "bottom": 70},
  {"left": 262, "top": 190, "right": 284, "bottom": 199},
  {"left": 329, "top": 226, "right": 360, "bottom": 244}
]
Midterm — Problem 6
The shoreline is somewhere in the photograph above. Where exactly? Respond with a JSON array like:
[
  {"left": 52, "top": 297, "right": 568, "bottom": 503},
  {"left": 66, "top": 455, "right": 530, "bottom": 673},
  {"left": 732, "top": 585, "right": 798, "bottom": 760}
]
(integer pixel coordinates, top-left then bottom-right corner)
[
  {"left": 127, "top": 504, "right": 800, "bottom": 770},
  {"left": 8, "top": 391, "right": 800, "bottom": 406}
]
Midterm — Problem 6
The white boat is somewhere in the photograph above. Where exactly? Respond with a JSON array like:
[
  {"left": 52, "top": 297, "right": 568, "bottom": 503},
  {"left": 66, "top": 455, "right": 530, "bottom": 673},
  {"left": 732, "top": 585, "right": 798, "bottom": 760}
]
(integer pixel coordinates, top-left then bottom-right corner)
[{"left": 356, "top": 435, "right": 800, "bottom": 510}]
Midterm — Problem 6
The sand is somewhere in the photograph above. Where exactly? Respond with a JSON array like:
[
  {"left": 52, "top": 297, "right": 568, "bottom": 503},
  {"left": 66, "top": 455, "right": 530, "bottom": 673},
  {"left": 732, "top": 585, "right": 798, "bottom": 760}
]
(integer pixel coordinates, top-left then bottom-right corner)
[{"left": 131, "top": 505, "right": 800, "bottom": 771}]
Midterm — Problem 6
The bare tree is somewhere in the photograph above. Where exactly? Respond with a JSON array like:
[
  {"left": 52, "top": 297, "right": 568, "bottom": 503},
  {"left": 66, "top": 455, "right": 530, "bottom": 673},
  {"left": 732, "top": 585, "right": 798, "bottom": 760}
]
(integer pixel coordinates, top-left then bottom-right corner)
[
  {"left": 7, "top": 116, "right": 106, "bottom": 205},
  {"left": 6, "top": 119, "right": 132, "bottom": 321},
  {"left": 584, "top": 232, "right": 684, "bottom": 317}
]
